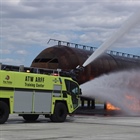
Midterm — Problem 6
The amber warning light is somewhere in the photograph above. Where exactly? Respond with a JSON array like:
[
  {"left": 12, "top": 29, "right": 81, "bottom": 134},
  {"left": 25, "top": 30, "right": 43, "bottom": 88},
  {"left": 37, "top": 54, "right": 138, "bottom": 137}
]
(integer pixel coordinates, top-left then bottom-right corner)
[{"left": 52, "top": 69, "right": 61, "bottom": 76}]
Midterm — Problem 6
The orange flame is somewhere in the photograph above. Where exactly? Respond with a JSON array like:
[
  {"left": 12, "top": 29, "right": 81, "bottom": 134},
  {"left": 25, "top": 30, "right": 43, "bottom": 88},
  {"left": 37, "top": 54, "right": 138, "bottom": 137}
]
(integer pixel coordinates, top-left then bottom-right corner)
[
  {"left": 106, "top": 102, "right": 120, "bottom": 110},
  {"left": 106, "top": 94, "right": 140, "bottom": 112},
  {"left": 124, "top": 94, "right": 140, "bottom": 111}
]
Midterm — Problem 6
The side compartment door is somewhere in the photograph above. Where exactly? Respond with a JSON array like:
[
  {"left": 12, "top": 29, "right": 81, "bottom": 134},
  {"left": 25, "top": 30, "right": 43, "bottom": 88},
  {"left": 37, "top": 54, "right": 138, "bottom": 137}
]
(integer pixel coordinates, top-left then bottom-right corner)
[
  {"left": 14, "top": 90, "right": 33, "bottom": 113},
  {"left": 34, "top": 91, "right": 52, "bottom": 113},
  {"left": 14, "top": 90, "right": 52, "bottom": 113}
]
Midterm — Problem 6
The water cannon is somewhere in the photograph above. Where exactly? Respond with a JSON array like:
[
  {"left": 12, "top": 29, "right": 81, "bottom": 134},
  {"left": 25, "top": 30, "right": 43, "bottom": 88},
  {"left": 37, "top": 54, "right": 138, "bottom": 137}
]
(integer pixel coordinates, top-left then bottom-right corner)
[
  {"left": 68, "top": 65, "right": 84, "bottom": 81},
  {"left": 76, "top": 65, "right": 84, "bottom": 71},
  {"left": 70, "top": 65, "right": 84, "bottom": 75},
  {"left": 60, "top": 65, "right": 84, "bottom": 82}
]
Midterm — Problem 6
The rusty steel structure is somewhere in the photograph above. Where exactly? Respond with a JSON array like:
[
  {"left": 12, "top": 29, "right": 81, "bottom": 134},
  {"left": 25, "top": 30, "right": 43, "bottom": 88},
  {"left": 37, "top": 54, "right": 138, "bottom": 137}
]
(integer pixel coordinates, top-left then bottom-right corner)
[{"left": 31, "top": 39, "right": 140, "bottom": 85}]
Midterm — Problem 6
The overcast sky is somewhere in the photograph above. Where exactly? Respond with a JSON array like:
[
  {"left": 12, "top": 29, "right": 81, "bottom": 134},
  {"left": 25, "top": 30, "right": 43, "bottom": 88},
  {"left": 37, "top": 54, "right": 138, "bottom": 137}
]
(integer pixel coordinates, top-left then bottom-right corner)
[{"left": 1, "top": 0, "right": 140, "bottom": 66}]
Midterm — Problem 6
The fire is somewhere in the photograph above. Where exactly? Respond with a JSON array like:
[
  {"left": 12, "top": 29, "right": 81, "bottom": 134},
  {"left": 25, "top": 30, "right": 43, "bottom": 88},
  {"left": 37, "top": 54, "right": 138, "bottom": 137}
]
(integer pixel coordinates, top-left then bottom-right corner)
[
  {"left": 124, "top": 94, "right": 140, "bottom": 111},
  {"left": 106, "top": 94, "right": 140, "bottom": 112},
  {"left": 106, "top": 102, "right": 120, "bottom": 110}
]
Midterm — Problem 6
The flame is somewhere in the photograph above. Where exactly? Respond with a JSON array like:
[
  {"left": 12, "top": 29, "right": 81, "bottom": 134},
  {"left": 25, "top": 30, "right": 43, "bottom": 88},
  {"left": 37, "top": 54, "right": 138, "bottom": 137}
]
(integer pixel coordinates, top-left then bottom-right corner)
[
  {"left": 106, "top": 94, "right": 140, "bottom": 113},
  {"left": 124, "top": 94, "right": 140, "bottom": 112},
  {"left": 106, "top": 102, "right": 120, "bottom": 110}
]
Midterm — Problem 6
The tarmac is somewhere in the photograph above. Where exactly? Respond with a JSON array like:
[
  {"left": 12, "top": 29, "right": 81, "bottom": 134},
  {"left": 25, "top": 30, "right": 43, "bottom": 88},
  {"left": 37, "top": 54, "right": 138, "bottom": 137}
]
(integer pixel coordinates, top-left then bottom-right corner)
[{"left": 0, "top": 114, "right": 140, "bottom": 140}]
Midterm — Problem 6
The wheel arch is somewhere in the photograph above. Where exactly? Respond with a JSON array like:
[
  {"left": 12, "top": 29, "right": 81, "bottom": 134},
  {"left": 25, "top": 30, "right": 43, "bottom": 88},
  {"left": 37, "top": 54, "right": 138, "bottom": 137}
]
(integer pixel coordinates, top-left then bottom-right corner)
[
  {"left": 54, "top": 100, "right": 68, "bottom": 113},
  {"left": 0, "top": 98, "right": 10, "bottom": 109},
  {"left": 0, "top": 100, "right": 10, "bottom": 124},
  {"left": 50, "top": 101, "right": 68, "bottom": 122}
]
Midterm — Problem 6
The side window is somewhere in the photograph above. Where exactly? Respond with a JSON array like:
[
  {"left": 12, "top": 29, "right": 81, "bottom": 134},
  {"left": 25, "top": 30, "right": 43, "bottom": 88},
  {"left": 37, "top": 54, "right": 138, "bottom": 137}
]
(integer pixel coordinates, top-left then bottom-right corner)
[
  {"left": 65, "top": 80, "right": 79, "bottom": 95},
  {"left": 70, "top": 82, "right": 78, "bottom": 95}
]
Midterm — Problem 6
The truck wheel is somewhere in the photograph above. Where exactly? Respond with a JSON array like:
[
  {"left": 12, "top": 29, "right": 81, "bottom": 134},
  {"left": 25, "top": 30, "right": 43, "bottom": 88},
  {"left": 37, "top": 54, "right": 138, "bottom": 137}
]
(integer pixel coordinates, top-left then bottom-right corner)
[
  {"left": 0, "top": 101, "right": 9, "bottom": 124},
  {"left": 22, "top": 114, "right": 39, "bottom": 122},
  {"left": 50, "top": 102, "right": 67, "bottom": 122}
]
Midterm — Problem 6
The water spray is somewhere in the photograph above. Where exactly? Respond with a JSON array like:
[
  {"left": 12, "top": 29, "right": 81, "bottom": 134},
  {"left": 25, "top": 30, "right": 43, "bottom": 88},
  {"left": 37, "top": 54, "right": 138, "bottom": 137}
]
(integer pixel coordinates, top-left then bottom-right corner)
[
  {"left": 80, "top": 69, "right": 140, "bottom": 116},
  {"left": 82, "top": 9, "right": 140, "bottom": 67}
]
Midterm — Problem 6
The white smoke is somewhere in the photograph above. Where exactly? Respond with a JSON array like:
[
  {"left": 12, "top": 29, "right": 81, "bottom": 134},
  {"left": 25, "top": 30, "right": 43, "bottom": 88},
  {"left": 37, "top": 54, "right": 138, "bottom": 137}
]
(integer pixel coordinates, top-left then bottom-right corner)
[{"left": 80, "top": 69, "right": 140, "bottom": 116}]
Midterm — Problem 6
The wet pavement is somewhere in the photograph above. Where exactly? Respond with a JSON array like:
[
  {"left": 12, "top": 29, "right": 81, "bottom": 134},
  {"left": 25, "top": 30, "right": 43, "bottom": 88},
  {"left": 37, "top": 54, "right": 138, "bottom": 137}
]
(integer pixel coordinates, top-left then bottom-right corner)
[{"left": 0, "top": 114, "right": 140, "bottom": 140}]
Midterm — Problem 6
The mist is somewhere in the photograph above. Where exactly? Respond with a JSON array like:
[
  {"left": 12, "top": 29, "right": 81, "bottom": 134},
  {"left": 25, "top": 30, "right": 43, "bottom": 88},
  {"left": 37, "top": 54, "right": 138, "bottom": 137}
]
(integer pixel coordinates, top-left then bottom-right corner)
[{"left": 80, "top": 69, "right": 140, "bottom": 116}]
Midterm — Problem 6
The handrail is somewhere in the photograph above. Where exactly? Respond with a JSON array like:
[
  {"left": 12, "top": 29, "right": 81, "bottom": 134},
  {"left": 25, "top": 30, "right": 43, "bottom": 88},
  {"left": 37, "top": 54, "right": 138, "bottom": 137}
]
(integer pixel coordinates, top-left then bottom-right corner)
[{"left": 48, "top": 38, "right": 140, "bottom": 59}]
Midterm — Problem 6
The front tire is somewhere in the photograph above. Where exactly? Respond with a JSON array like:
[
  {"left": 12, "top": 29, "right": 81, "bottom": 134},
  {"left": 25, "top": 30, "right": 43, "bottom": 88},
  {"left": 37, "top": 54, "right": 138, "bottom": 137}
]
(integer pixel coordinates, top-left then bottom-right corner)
[
  {"left": 22, "top": 114, "right": 39, "bottom": 122},
  {"left": 50, "top": 102, "right": 67, "bottom": 122},
  {"left": 0, "top": 101, "right": 9, "bottom": 124}
]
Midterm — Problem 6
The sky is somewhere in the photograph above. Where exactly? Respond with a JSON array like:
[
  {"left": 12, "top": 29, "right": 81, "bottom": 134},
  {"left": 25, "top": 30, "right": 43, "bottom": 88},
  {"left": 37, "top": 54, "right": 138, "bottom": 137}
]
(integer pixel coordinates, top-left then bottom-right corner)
[{"left": 1, "top": 0, "right": 140, "bottom": 67}]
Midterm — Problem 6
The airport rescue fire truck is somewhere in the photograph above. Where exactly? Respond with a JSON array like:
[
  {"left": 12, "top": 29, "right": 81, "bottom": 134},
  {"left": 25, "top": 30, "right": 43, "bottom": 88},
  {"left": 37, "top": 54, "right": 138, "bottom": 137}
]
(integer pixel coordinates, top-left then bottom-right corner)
[{"left": 0, "top": 63, "right": 81, "bottom": 124}]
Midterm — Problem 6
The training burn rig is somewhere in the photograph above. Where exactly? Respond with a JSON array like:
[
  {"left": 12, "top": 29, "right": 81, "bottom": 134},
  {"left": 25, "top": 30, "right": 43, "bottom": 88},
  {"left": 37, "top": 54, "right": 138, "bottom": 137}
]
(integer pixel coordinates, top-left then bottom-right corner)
[{"left": 0, "top": 63, "right": 82, "bottom": 124}]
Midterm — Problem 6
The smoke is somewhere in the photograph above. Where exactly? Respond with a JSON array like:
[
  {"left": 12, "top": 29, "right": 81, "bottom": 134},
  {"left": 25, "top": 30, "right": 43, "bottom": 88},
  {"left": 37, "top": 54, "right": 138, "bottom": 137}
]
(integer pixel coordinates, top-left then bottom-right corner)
[
  {"left": 83, "top": 10, "right": 140, "bottom": 67},
  {"left": 80, "top": 69, "right": 140, "bottom": 116}
]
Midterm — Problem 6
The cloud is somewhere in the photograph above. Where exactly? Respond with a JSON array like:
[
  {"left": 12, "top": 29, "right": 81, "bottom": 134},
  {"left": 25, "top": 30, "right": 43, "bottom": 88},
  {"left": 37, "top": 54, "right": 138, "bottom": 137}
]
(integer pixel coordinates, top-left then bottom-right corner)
[
  {"left": 16, "top": 50, "right": 28, "bottom": 55},
  {"left": 1, "top": 0, "right": 140, "bottom": 66},
  {"left": 0, "top": 58, "right": 24, "bottom": 65},
  {"left": 0, "top": 49, "right": 11, "bottom": 54}
]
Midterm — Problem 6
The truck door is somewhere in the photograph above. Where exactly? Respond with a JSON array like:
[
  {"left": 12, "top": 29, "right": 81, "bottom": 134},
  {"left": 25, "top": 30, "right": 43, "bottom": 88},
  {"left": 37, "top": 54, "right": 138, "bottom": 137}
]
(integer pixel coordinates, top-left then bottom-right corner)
[{"left": 65, "top": 80, "right": 79, "bottom": 109}]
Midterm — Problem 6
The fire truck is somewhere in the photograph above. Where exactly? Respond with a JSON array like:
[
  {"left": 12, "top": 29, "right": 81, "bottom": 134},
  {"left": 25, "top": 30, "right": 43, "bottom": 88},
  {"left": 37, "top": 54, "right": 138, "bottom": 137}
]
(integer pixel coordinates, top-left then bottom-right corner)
[{"left": 0, "top": 63, "right": 81, "bottom": 124}]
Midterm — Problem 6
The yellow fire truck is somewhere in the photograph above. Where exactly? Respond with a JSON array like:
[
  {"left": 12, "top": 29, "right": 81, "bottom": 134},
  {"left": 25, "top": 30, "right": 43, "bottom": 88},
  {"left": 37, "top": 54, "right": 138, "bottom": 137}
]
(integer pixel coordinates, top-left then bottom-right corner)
[{"left": 0, "top": 63, "right": 81, "bottom": 124}]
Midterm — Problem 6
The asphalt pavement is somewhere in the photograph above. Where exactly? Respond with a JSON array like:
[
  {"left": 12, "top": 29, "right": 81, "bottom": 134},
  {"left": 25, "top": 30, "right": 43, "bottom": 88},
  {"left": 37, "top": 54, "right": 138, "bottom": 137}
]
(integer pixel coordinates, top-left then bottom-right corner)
[{"left": 0, "top": 114, "right": 140, "bottom": 140}]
